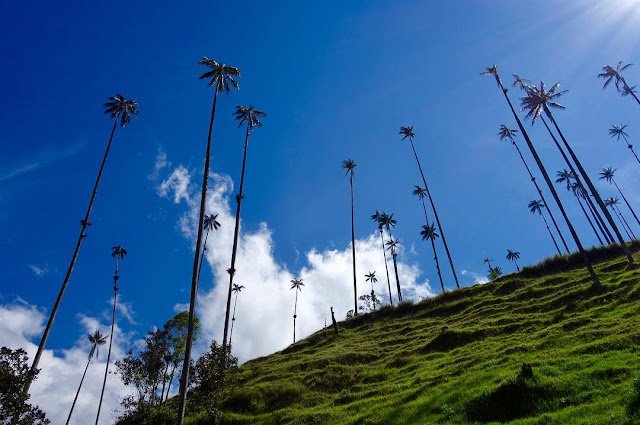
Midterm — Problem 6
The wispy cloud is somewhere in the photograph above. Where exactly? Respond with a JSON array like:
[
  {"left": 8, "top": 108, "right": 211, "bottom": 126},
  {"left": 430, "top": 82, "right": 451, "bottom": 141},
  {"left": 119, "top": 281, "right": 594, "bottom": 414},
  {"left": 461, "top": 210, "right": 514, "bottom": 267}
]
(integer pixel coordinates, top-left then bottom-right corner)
[
  {"left": 148, "top": 147, "right": 171, "bottom": 181},
  {"left": 27, "top": 263, "right": 55, "bottom": 278},
  {"left": 0, "top": 143, "right": 84, "bottom": 183}
]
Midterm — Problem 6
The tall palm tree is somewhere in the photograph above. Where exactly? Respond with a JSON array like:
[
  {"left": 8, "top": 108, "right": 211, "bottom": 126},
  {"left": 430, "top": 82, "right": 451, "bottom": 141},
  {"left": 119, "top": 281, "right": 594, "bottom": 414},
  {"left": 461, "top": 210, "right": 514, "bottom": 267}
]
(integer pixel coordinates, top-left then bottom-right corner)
[
  {"left": 515, "top": 76, "right": 613, "bottom": 245},
  {"left": 364, "top": 271, "right": 378, "bottom": 311},
  {"left": 400, "top": 126, "right": 460, "bottom": 289},
  {"left": 66, "top": 330, "right": 107, "bottom": 425},
  {"left": 197, "top": 213, "right": 221, "bottom": 283},
  {"left": 27, "top": 94, "right": 137, "bottom": 395},
  {"left": 96, "top": 245, "right": 127, "bottom": 425},
  {"left": 177, "top": 58, "right": 240, "bottom": 425},
  {"left": 499, "top": 125, "right": 570, "bottom": 253},
  {"left": 290, "top": 278, "right": 304, "bottom": 343},
  {"left": 600, "top": 166, "right": 640, "bottom": 228},
  {"left": 342, "top": 159, "right": 358, "bottom": 315},
  {"left": 506, "top": 250, "right": 521, "bottom": 272},
  {"left": 420, "top": 223, "right": 444, "bottom": 293},
  {"left": 571, "top": 182, "right": 606, "bottom": 246},
  {"left": 381, "top": 213, "right": 402, "bottom": 302},
  {"left": 529, "top": 200, "right": 562, "bottom": 255},
  {"left": 606, "top": 197, "right": 636, "bottom": 240},
  {"left": 521, "top": 80, "right": 633, "bottom": 263},
  {"left": 371, "top": 211, "right": 393, "bottom": 305},
  {"left": 598, "top": 61, "right": 640, "bottom": 107},
  {"left": 609, "top": 124, "right": 640, "bottom": 166},
  {"left": 483, "top": 258, "right": 494, "bottom": 269},
  {"left": 556, "top": 170, "right": 605, "bottom": 245},
  {"left": 222, "top": 105, "right": 266, "bottom": 355},
  {"left": 228, "top": 284, "right": 245, "bottom": 348}
]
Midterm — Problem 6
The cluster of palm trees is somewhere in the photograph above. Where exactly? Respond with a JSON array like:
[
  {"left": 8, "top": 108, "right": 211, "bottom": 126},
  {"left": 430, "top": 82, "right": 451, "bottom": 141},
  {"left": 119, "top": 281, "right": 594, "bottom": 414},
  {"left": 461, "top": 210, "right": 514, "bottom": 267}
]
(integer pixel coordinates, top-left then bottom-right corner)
[{"left": 484, "top": 61, "right": 640, "bottom": 286}]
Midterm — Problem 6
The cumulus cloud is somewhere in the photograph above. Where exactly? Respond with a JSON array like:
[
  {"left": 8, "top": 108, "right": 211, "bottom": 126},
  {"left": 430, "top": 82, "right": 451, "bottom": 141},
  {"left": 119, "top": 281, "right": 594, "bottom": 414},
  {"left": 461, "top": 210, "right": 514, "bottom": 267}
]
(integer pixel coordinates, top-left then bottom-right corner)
[
  {"left": 158, "top": 162, "right": 437, "bottom": 362},
  {"left": 0, "top": 300, "right": 134, "bottom": 425},
  {"left": 157, "top": 165, "right": 191, "bottom": 204},
  {"left": 461, "top": 269, "right": 489, "bottom": 285}
]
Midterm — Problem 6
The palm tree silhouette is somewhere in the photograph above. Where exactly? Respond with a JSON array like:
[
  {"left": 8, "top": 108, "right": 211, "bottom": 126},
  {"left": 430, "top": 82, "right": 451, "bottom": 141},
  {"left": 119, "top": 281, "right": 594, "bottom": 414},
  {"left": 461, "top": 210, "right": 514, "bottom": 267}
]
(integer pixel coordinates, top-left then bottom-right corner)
[
  {"left": 499, "top": 124, "right": 569, "bottom": 253},
  {"left": 228, "top": 284, "right": 245, "bottom": 348},
  {"left": 556, "top": 170, "right": 605, "bottom": 245},
  {"left": 197, "top": 213, "right": 221, "bottom": 283},
  {"left": 421, "top": 223, "right": 444, "bottom": 293},
  {"left": 27, "top": 94, "right": 137, "bottom": 394},
  {"left": 483, "top": 258, "right": 494, "bottom": 269},
  {"left": 521, "top": 80, "right": 632, "bottom": 263},
  {"left": 222, "top": 106, "right": 266, "bottom": 355},
  {"left": 178, "top": 58, "right": 240, "bottom": 424},
  {"left": 290, "top": 278, "right": 305, "bottom": 343},
  {"left": 381, "top": 213, "right": 402, "bottom": 302},
  {"left": 529, "top": 200, "right": 562, "bottom": 255},
  {"left": 364, "top": 271, "right": 378, "bottom": 310},
  {"left": 506, "top": 250, "right": 521, "bottom": 272},
  {"left": 483, "top": 65, "right": 598, "bottom": 284},
  {"left": 400, "top": 126, "right": 460, "bottom": 289},
  {"left": 600, "top": 166, "right": 640, "bottom": 228},
  {"left": 605, "top": 197, "right": 636, "bottom": 240},
  {"left": 342, "top": 159, "right": 358, "bottom": 315},
  {"left": 66, "top": 330, "right": 107, "bottom": 425},
  {"left": 371, "top": 211, "right": 393, "bottom": 305},
  {"left": 96, "top": 245, "right": 127, "bottom": 425},
  {"left": 609, "top": 124, "right": 640, "bottom": 166},
  {"left": 598, "top": 61, "right": 640, "bottom": 107}
]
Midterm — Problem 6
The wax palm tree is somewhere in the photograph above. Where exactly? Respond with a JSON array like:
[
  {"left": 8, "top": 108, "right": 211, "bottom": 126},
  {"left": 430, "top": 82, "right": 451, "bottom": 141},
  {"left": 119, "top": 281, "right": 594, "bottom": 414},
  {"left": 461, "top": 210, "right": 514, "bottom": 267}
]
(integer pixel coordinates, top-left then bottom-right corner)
[
  {"left": 598, "top": 61, "right": 640, "bottom": 106},
  {"left": 605, "top": 197, "right": 636, "bottom": 240},
  {"left": 609, "top": 124, "right": 640, "bottom": 165},
  {"left": 177, "top": 58, "right": 240, "bottom": 424},
  {"left": 421, "top": 223, "right": 444, "bottom": 293},
  {"left": 529, "top": 200, "right": 562, "bottom": 255},
  {"left": 228, "top": 284, "right": 245, "bottom": 348},
  {"left": 483, "top": 258, "right": 494, "bottom": 269},
  {"left": 521, "top": 81, "right": 632, "bottom": 262},
  {"left": 222, "top": 105, "right": 266, "bottom": 356},
  {"left": 381, "top": 213, "right": 402, "bottom": 302},
  {"left": 556, "top": 170, "right": 605, "bottom": 245},
  {"left": 342, "top": 159, "right": 358, "bottom": 315},
  {"left": 95, "top": 245, "right": 127, "bottom": 424},
  {"left": 400, "top": 126, "right": 460, "bottom": 289},
  {"left": 570, "top": 182, "right": 605, "bottom": 245},
  {"left": 499, "top": 124, "right": 569, "bottom": 253},
  {"left": 506, "top": 250, "right": 521, "bottom": 272},
  {"left": 66, "top": 330, "right": 107, "bottom": 425},
  {"left": 290, "top": 278, "right": 304, "bottom": 343},
  {"left": 197, "top": 213, "right": 221, "bottom": 283},
  {"left": 27, "top": 94, "right": 138, "bottom": 395},
  {"left": 364, "top": 271, "right": 378, "bottom": 310},
  {"left": 489, "top": 266, "right": 503, "bottom": 281},
  {"left": 600, "top": 166, "right": 640, "bottom": 228},
  {"left": 371, "top": 211, "right": 393, "bottom": 305}
]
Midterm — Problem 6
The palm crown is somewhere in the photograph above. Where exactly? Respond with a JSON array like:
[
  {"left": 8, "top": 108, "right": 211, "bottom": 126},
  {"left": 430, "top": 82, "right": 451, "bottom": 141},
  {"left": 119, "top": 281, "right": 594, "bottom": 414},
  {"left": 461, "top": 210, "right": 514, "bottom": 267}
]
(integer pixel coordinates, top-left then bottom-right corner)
[
  {"left": 234, "top": 105, "right": 266, "bottom": 132},
  {"left": 232, "top": 284, "right": 245, "bottom": 293},
  {"left": 342, "top": 159, "right": 357, "bottom": 176},
  {"left": 498, "top": 125, "right": 518, "bottom": 143},
  {"left": 481, "top": 65, "right": 501, "bottom": 85},
  {"left": 290, "top": 278, "right": 304, "bottom": 291},
  {"left": 365, "top": 271, "right": 377, "bottom": 283},
  {"left": 198, "top": 57, "right": 241, "bottom": 92},
  {"left": 506, "top": 250, "right": 521, "bottom": 262},
  {"left": 111, "top": 245, "right": 127, "bottom": 260},
  {"left": 88, "top": 329, "right": 108, "bottom": 360},
  {"left": 420, "top": 223, "right": 439, "bottom": 241},
  {"left": 555, "top": 169, "right": 575, "bottom": 191},
  {"left": 412, "top": 185, "right": 427, "bottom": 200},
  {"left": 204, "top": 213, "right": 221, "bottom": 231},
  {"left": 604, "top": 197, "right": 620, "bottom": 207},
  {"left": 104, "top": 94, "right": 138, "bottom": 127},
  {"left": 399, "top": 126, "right": 415, "bottom": 140},
  {"left": 599, "top": 166, "right": 616, "bottom": 183},
  {"left": 379, "top": 213, "right": 397, "bottom": 232},
  {"left": 521, "top": 81, "right": 568, "bottom": 124},
  {"left": 609, "top": 124, "right": 629, "bottom": 143},
  {"left": 528, "top": 199, "right": 545, "bottom": 215},
  {"left": 385, "top": 238, "right": 399, "bottom": 253},
  {"left": 598, "top": 61, "right": 633, "bottom": 92}
]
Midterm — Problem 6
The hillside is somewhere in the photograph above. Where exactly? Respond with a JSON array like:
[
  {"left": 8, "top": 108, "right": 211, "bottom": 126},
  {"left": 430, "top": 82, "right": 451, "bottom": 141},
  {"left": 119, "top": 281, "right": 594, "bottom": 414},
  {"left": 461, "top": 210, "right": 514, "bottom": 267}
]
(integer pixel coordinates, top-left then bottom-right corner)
[{"left": 154, "top": 245, "right": 640, "bottom": 424}]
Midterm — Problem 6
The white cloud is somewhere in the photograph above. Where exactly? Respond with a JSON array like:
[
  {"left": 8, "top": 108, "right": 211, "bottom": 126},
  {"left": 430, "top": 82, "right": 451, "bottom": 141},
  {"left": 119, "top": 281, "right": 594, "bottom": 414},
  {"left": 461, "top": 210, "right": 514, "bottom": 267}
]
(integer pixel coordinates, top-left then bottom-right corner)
[
  {"left": 28, "top": 264, "right": 46, "bottom": 278},
  {"left": 148, "top": 148, "right": 171, "bottom": 181},
  {"left": 461, "top": 269, "right": 489, "bottom": 285},
  {"left": 157, "top": 165, "right": 191, "bottom": 204}
]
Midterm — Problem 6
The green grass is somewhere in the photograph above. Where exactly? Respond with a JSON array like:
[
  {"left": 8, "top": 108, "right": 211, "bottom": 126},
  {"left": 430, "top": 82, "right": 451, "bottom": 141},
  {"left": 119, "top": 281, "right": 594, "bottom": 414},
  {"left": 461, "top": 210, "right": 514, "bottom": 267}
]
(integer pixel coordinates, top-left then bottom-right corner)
[{"left": 154, "top": 244, "right": 640, "bottom": 424}]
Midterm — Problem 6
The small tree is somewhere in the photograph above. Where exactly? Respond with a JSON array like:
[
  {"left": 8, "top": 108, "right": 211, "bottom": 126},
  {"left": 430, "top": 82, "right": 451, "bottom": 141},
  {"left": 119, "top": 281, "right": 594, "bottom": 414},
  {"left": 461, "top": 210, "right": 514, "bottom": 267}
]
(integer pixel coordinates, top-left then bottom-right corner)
[
  {"left": 1, "top": 347, "right": 49, "bottom": 424},
  {"left": 193, "top": 341, "right": 239, "bottom": 423}
]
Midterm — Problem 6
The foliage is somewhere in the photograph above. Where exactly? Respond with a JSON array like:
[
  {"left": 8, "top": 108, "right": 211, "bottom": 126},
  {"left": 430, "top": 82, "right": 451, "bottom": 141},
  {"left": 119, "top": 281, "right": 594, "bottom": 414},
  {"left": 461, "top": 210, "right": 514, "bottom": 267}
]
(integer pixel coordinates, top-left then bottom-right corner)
[
  {"left": 0, "top": 347, "right": 49, "bottom": 425},
  {"left": 358, "top": 293, "right": 381, "bottom": 313}
]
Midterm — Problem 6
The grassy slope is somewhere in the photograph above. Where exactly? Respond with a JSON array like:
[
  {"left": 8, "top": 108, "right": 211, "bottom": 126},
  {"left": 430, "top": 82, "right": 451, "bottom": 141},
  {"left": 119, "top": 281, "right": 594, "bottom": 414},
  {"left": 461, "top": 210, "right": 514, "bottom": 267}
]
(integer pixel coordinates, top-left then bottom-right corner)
[{"left": 195, "top": 247, "right": 640, "bottom": 424}]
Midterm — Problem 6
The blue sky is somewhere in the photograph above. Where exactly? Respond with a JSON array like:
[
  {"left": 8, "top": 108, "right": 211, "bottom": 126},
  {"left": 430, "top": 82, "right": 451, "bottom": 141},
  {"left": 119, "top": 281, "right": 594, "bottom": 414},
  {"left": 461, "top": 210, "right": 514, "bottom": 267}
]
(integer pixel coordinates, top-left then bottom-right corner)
[{"left": 2, "top": 0, "right": 640, "bottom": 421}]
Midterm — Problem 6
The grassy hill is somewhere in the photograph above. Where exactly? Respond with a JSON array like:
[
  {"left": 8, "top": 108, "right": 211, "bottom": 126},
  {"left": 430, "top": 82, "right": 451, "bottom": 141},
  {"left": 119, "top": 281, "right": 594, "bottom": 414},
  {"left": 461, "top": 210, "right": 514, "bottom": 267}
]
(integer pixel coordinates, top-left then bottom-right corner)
[{"left": 165, "top": 245, "right": 640, "bottom": 424}]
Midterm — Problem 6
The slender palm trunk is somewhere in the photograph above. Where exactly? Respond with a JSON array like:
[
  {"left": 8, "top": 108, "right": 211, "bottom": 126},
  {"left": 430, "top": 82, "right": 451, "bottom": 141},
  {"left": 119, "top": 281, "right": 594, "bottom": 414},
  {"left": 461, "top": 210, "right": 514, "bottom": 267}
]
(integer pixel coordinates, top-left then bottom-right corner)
[
  {"left": 177, "top": 89, "right": 219, "bottom": 425},
  {"left": 626, "top": 144, "right": 640, "bottom": 166},
  {"left": 429, "top": 238, "right": 445, "bottom": 293},
  {"left": 95, "top": 268, "right": 119, "bottom": 425},
  {"left": 511, "top": 141, "right": 570, "bottom": 253},
  {"left": 613, "top": 178, "right": 640, "bottom": 228},
  {"left": 407, "top": 140, "right": 460, "bottom": 289},
  {"left": 575, "top": 193, "right": 604, "bottom": 245},
  {"left": 165, "top": 363, "right": 177, "bottom": 402},
  {"left": 539, "top": 212, "right": 562, "bottom": 255},
  {"left": 223, "top": 126, "right": 251, "bottom": 353},
  {"left": 514, "top": 261, "right": 520, "bottom": 272},
  {"left": 387, "top": 226, "right": 402, "bottom": 302},
  {"left": 28, "top": 120, "right": 118, "bottom": 394},
  {"left": 159, "top": 362, "right": 170, "bottom": 405},
  {"left": 611, "top": 206, "right": 633, "bottom": 239},
  {"left": 615, "top": 205, "right": 635, "bottom": 239},
  {"left": 544, "top": 108, "right": 633, "bottom": 263},
  {"left": 196, "top": 229, "right": 211, "bottom": 284},
  {"left": 540, "top": 117, "right": 613, "bottom": 245},
  {"left": 65, "top": 352, "right": 93, "bottom": 425},
  {"left": 293, "top": 290, "right": 299, "bottom": 343},
  {"left": 491, "top": 76, "right": 598, "bottom": 284},
  {"left": 622, "top": 77, "right": 640, "bottom": 107},
  {"left": 583, "top": 191, "right": 610, "bottom": 244},
  {"left": 379, "top": 229, "right": 393, "bottom": 305},
  {"left": 229, "top": 293, "right": 239, "bottom": 347},
  {"left": 349, "top": 174, "right": 358, "bottom": 314}
]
